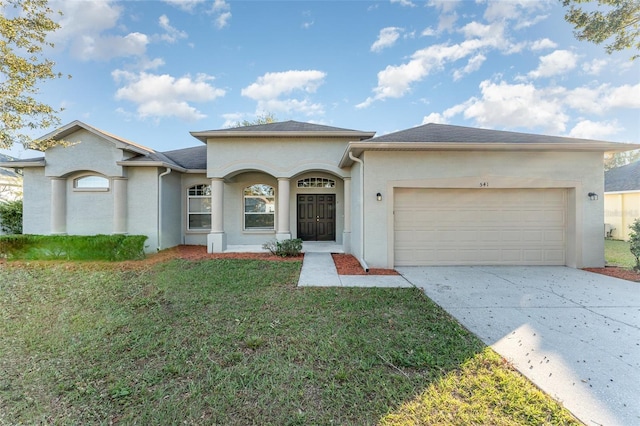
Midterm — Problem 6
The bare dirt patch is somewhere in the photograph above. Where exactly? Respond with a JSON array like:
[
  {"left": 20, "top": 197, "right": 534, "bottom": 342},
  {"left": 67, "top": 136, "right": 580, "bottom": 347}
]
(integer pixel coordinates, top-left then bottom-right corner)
[{"left": 583, "top": 266, "right": 640, "bottom": 282}]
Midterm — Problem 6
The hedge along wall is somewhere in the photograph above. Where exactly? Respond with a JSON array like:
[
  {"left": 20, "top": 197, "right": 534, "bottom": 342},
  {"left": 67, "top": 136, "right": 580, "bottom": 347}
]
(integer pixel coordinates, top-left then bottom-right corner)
[{"left": 0, "top": 234, "right": 148, "bottom": 261}]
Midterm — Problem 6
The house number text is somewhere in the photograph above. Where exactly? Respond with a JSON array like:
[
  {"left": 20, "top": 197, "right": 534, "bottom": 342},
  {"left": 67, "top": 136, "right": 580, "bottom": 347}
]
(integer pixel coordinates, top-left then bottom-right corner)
[{"left": 479, "top": 182, "right": 489, "bottom": 187}]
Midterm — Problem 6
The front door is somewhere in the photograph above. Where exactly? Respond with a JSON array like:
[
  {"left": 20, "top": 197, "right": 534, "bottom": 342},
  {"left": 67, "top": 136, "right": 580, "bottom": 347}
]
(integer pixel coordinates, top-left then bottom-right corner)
[{"left": 297, "top": 194, "right": 335, "bottom": 241}]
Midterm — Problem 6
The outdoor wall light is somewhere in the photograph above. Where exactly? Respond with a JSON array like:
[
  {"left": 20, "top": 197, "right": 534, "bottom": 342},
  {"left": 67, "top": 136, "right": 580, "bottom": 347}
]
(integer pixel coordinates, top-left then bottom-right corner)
[
  {"left": 376, "top": 192, "right": 382, "bottom": 201},
  {"left": 588, "top": 192, "right": 599, "bottom": 201}
]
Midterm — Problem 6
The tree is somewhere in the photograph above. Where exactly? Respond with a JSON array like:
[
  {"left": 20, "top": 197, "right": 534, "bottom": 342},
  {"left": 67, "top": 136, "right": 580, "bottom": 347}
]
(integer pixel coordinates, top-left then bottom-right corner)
[
  {"left": 628, "top": 218, "right": 640, "bottom": 271},
  {"left": 0, "top": 199, "right": 22, "bottom": 234},
  {"left": 233, "top": 112, "right": 278, "bottom": 127},
  {"left": 604, "top": 149, "right": 640, "bottom": 170},
  {"left": 0, "top": 0, "right": 67, "bottom": 150},
  {"left": 562, "top": 0, "right": 640, "bottom": 60}
]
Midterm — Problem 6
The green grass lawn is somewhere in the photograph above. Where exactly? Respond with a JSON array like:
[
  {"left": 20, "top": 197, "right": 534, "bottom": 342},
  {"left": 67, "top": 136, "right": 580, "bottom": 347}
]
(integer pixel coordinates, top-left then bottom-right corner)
[
  {"left": 605, "top": 239, "right": 636, "bottom": 268},
  {"left": 0, "top": 258, "right": 579, "bottom": 425}
]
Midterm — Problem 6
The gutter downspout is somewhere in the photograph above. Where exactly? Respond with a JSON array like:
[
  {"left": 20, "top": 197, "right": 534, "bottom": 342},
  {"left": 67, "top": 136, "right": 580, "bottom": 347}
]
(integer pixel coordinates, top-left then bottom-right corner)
[
  {"left": 157, "top": 167, "right": 172, "bottom": 251},
  {"left": 348, "top": 151, "right": 369, "bottom": 272}
]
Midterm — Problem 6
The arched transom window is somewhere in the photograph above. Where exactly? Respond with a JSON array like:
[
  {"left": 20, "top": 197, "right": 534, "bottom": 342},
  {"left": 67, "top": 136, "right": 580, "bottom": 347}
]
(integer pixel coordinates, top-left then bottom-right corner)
[
  {"left": 244, "top": 184, "right": 275, "bottom": 230},
  {"left": 297, "top": 177, "right": 335, "bottom": 188},
  {"left": 74, "top": 175, "right": 110, "bottom": 190},
  {"left": 187, "top": 184, "right": 211, "bottom": 230}
]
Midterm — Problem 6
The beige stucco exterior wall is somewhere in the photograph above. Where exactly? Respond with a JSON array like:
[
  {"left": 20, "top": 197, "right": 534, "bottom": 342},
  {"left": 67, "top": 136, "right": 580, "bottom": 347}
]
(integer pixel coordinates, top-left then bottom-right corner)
[
  {"left": 44, "top": 130, "right": 125, "bottom": 178},
  {"left": 127, "top": 167, "right": 160, "bottom": 252},
  {"left": 206, "top": 137, "right": 350, "bottom": 179},
  {"left": 604, "top": 192, "right": 640, "bottom": 240},
  {"left": 66, "top": 172, "right": 114, "bottom": 235},
  {"left": 160, "top": 170, "right": 182, "bottom": 250},
  {"left": 356, "top": 150, "right": 604, "bottom": 269},
  {"left": 22, "top": 168, "right": 51, "bottom": 235}
]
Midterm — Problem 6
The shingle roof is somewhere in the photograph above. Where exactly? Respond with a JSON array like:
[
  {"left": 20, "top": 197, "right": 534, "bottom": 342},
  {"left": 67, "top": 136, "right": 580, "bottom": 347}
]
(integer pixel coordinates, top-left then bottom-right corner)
[
  {"left": 190, "top": 120, "right": 375, "bottom": 142},
  {"left": 162, "top": 146, "right": 207, "bottom": 169},
  {"left": 0, "top": 154, "right": 20, "bottom": 178},
  {"left": 197, "top": 120, "right": 366, "bottom": 133},
  {"left": 365, "top": 123, "right": 612, "bottom": 144},
  {"left": 605, "top": 161, "right": 640, "bottom": 192}
]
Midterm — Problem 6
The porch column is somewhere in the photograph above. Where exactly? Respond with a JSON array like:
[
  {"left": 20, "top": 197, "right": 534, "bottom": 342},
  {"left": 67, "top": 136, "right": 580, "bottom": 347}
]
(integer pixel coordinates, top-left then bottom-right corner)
[
  {"left": 276, "top": 177, "right": 292, "bottom": 241},
  {"left": 207, "top": 178, "right": 226, "bottom": 253},
  {"left": 112, "top": 177, "right": 128, "bottom": 234},
  {"left": 50, "top": 177, "right": 67, "bottom": 234},
  {"left": 342, "top": 177, "right": 352, "bottom": 252}
]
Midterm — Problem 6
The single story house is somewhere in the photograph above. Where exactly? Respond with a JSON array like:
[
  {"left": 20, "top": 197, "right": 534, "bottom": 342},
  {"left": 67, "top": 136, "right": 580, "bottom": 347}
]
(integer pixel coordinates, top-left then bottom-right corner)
[
  {"left": 604, "top": 160, "right": 640, "bottom": 240},
  {"left": 1, "top": 120, "right": 637, "bottom": 269}
]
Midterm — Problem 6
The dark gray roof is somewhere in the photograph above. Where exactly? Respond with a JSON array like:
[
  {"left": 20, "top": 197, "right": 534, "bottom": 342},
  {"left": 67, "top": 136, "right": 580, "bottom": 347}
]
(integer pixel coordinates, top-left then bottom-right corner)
[
  {"left": 0, "top": 154, "right": 19, "bottom": 178},
  {"left": 162, "top": 146, "right": 207, "bottom": 169},
  {"left": 123, "top": 146, "right": 206, "bottom": 170},
  {"left": 198, "top": 120, "right": 367, "bottom": 134},
  {"left": 366, "top": 123, "right": 613, "bottom": 145},
  {"left": 605, "top": 161, "right": 640, "bottom": 192},
  {"left": 190, "top": 120, "right": 376, "bottom": 142}
]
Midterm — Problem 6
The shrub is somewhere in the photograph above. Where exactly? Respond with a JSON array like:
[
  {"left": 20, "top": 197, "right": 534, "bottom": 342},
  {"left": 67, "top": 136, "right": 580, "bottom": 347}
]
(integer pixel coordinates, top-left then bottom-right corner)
[
  {"left": 0, "top": 199, "right": 22, "bottom": 234},
  {"left": 0, "top": 234, "right": 148, "bottom": 261},
  {"left": 629, "top": 219, "right": 640, "bottom": 271},
  {"left": 262, "top": 238, "right": 303, "bottom": 257}
]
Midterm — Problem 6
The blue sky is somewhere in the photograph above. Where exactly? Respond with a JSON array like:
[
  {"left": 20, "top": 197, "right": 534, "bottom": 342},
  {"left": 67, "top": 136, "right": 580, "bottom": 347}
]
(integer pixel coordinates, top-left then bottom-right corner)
[{"left": 4, "top": 0, "right": 640, "bottom": 158}]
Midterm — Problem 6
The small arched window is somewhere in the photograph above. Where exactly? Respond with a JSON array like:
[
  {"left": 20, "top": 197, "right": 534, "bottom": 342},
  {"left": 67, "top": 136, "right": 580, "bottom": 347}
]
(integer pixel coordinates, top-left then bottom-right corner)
[
  {"left": 244, "top": 184, "right": 275, "bottom": 230},
  {"left": 297, "top": 177, "right": 335, "bottom": 188},
  {"left": 74, "top": 175, "right": 110, "bottom": 191},
  {"left": 187, "top": 184, "right": 212, "bottom": 231}
]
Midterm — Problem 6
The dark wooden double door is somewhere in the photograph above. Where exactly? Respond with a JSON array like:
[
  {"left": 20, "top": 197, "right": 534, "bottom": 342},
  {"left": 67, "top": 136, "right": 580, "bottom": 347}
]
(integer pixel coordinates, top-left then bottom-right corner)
[{"left": 297, "top": 194, "right": 335, "bottom": 241}]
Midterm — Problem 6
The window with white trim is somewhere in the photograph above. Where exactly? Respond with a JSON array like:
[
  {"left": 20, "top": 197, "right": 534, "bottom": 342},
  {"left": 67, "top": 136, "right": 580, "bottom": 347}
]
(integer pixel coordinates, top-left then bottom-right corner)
[
  {"left": 297, "top": 177, "right": 335, "bottom": 188},
  {"left": 244, "top": 184, "right": 275, "bottom": 230},
  {"left": 74, "top": 175, "right": 110, "bottom": 190},
  {"left": 187, "top": 184, "right": 211, "bottom": 230}
]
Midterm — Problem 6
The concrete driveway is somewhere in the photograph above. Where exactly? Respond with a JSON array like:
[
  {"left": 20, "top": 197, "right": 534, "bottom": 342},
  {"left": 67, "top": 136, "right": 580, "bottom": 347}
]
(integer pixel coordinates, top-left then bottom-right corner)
[{"left": 397, "top": 266, "right": 640, "bottom": 426}]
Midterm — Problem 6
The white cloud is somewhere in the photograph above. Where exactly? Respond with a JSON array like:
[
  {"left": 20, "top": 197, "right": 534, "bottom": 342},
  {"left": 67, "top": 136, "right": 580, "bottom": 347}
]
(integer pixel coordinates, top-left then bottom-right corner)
[
  {"left": 211, "top": 0, "right": 232, "bottom": 29},
  {"left": 241, "top": 70, "right": 326, "bottom": 116},
  {"left": 50, "top": 0, "right": 149, "bottom": 61},
  {"left": 422, "top": 112, "right": 447, "bottom": 124},
  {"left": 530, "top": 38, "right": 557, "bottom": 50},
  {"left": 371, "top": 27, "right": 403, "bottom": 52},
  {"left": 528, "top": 50, "right": 579, "bottom": 79},
  {"left": 112, "top": 71, "right": 225, "bottom": 121},
  {"left": 453, "top": 54, "right": 486, "bottom": 80},
  {"left": 568, "top": 120, "right": 622, "bottom": 139},
  {"left": 460, "top": 80, "right": 568, "bottom": 133},
  {"left": 358, "top": 21, "right": 511, "bottom": 107},
  {"left": 484, "top": 0, "right": 549, "bottom": 26},
  {"left": 582, "top": 58, "right": 608, "bottom": 75},
  {"left": 159, "top": 15, "right": 188, "bottom": 43},
  {"left": 163, "top": 0, "right": 205, "bottom": 12},
  {"left": 391, "top": 0, "right": 416, "bottom": 7},
  {"left": 564, "top": 83, "right": 640, "bottom": 114}
]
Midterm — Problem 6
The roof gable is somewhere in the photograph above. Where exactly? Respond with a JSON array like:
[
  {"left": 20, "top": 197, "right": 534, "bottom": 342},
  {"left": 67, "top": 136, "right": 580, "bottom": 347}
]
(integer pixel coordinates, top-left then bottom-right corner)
[
  {"left": 605, "top": 161, "right": 640, "bottom": 192},
  {"left": 190, "top": 120, "right": 375, "bottom": 142},
  {"left": 37, "top": 120, "right": 155, "bottom": 155}
]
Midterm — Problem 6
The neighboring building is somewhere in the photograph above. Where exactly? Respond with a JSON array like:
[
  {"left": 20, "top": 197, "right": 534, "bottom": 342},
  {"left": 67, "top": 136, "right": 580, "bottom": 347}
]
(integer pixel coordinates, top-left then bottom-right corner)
[
  {"left": 604, "top": 161, "right": 640, "bottom": 240},
  {"left": 0, "top": 154, "right": 22, "bottom": 202},
  {"left": 1, "top": 120, "right": 637, "bottom": 269}
]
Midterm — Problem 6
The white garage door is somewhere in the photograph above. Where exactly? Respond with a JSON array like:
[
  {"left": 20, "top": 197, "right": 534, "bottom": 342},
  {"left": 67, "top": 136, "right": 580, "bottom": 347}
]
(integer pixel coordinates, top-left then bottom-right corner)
[{"left": 394, "top": 188, "right": 566, "bottom": 266}]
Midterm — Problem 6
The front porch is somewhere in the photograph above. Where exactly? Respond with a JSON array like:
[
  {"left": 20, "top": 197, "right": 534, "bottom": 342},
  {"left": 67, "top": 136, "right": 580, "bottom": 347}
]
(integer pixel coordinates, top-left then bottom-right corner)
[{"left": 225, "top": 241, "right": 344, "bottom": 253}]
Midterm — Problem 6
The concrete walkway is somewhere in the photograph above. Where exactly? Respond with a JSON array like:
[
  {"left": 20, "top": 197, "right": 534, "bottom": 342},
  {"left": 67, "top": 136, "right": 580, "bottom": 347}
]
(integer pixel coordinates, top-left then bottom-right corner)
[
  {"left": 297, "top": 252, "right": 411, "bottom": 288},
  {"left": 398, "top": 266, "right": 640, "bottom": 426}
]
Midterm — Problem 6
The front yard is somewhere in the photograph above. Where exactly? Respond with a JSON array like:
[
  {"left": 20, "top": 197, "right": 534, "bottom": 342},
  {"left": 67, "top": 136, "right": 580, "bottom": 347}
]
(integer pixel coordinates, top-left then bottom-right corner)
[{"left": 0, "top": 257, "right": 579, "bottom": 425}]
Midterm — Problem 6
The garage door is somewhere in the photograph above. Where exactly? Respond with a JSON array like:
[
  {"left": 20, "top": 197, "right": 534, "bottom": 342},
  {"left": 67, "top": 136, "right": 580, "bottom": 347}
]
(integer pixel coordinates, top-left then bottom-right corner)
[{"left": 394, "top": 188, "right": 566, "bottom": 266}]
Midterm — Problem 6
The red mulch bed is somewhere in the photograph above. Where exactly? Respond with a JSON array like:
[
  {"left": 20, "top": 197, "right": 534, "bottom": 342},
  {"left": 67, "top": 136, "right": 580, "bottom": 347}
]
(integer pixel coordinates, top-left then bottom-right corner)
[
  {"left": 583, "top": 266, "right": 640, "bottom": 282},
  {"left": 331, "top": 253, "right": 399, "bottom": 275}
]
